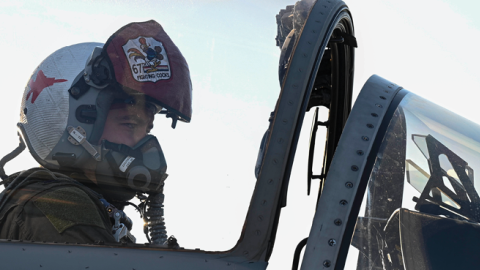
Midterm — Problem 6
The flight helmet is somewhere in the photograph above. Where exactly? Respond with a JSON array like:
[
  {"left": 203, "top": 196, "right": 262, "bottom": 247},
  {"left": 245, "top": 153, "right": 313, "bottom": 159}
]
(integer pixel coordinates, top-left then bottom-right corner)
[{"left": 15, "top": 20, "right": 192, "bottom": 201}]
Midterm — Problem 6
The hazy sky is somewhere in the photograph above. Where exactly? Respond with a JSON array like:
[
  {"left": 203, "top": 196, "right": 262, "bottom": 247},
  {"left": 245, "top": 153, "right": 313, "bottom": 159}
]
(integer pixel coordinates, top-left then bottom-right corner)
[{"left": 0, "top": 0, "right": 479, "bottom": 269}]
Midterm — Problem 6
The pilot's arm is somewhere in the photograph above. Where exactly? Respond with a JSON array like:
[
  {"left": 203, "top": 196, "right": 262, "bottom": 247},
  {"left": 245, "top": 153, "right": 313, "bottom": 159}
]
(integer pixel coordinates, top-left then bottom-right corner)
[{"left": 0, "top": 183, "right": 115, "bottom": 244}]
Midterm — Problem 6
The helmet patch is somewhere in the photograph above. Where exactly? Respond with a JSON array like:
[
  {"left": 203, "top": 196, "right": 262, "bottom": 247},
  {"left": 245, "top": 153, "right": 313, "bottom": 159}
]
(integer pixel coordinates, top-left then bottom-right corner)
[
  {"left": 122, "top": 36, "right": 171, "bottom": 83},
  {"left": 26, "top": 70, "right": 67, "bottom": 104}
]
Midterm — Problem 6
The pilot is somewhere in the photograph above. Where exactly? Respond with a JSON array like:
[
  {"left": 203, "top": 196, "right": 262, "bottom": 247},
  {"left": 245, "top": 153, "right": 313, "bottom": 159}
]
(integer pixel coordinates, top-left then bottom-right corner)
[{"left": 0, "top": 20, "right": 192, "bottom": 245}]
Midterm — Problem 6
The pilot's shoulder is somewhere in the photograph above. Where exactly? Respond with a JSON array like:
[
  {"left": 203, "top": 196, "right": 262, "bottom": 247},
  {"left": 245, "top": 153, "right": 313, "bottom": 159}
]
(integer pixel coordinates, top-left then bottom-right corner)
[{"left": 32, "top": 186, "right": 107, "bottom": 233}]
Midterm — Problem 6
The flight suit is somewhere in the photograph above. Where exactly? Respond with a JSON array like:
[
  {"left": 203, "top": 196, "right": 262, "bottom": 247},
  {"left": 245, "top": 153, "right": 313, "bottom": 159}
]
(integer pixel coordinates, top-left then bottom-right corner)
[{"left": 0, "top": 169, "right": 116, "bottom": 243}]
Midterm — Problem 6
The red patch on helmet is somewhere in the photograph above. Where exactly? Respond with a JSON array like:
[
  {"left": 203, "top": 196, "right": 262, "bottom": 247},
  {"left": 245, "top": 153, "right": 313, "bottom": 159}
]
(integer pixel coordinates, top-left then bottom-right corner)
[{"left": 26, "top": 70, "right": 67, "bottom": 104}]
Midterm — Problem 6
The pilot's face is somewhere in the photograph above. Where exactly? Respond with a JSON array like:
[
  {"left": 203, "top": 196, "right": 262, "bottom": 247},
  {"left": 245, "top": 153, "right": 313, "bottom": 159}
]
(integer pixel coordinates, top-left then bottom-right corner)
[{"left": 99, "top": 98, "right": 154, "bottom": 147}]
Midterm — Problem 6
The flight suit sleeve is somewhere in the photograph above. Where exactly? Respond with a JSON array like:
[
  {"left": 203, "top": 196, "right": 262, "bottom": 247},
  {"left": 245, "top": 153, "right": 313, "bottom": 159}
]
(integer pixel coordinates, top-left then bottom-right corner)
[{"left": 17, "top": 186, "right": 116, "bottom": 244}]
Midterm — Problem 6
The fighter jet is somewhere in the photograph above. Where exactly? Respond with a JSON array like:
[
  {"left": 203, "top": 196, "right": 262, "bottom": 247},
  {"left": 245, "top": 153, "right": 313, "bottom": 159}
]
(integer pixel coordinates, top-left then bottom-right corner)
[{"left": 0, "top": 0, "right": 478, "bottom": 269}]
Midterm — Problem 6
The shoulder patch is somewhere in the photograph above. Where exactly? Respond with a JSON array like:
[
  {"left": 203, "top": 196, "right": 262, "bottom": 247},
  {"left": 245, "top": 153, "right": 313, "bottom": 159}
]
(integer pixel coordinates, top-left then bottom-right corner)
[{"left": 33, "top": 187, "right": 106, "bottom": 233}]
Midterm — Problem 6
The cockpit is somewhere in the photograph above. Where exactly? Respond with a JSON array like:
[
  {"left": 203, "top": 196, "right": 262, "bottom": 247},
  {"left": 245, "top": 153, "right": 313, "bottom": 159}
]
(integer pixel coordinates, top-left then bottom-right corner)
[{"left": 0, "top": 0, "right": 478, "bottom": 270}]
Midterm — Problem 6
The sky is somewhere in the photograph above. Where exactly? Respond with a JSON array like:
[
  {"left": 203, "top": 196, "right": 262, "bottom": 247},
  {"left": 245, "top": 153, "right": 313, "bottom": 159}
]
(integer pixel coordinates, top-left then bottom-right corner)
[{"left": 0, "top": 0, "right": 480, "bottom": 269}]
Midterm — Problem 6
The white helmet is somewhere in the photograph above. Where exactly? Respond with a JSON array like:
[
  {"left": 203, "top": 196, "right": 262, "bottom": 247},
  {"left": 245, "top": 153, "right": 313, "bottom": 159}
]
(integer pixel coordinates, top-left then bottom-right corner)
[
  {"left": 13, "top": 20, "right": 192, "bottom": 201},
  {"left": 19, "top": 42, "right": 101, "bottom": 167}
]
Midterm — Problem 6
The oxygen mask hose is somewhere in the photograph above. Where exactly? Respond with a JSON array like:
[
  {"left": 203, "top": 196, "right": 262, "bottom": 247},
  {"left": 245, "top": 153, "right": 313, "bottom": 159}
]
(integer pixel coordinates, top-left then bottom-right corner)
[{"left": 145, "top": 192, "right": 168, "bottom": 245}]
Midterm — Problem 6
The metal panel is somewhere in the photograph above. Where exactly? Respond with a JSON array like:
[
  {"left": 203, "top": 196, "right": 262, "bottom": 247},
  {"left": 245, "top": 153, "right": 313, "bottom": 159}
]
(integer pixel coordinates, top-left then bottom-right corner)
[
  {"left": 300, "top": 75, "right": 404, "bottom": 269},
  {"left": 228, "top": 0, "right": 352, "bottom": 262},
  {"left": 0, "top": 241, "right": 267, "bottom": 270}
]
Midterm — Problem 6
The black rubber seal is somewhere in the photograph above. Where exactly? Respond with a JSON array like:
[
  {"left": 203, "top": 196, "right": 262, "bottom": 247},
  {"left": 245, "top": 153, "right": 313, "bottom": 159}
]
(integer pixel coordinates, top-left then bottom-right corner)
[{"left": 334, "top": 88, "right": 409, "bottom": 270}]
